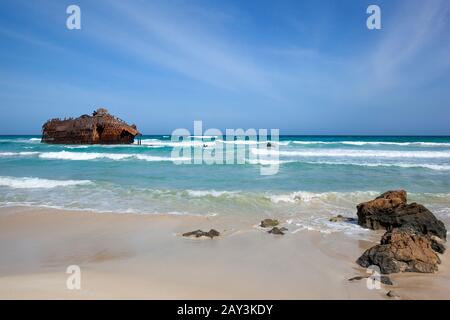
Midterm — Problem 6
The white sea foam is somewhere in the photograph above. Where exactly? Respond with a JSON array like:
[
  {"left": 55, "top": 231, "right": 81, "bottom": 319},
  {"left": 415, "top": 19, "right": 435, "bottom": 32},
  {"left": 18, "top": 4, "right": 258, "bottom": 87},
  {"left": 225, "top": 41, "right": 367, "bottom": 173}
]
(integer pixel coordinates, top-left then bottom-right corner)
[
  {"left": 292, "top": 140, "right": 450, "bottom": 147},
  {"left": 287, "top": 217, "right": 371, "bottom": 237},
  {"left": 186, "top": 190, "right": 237, "bottom": 198},
  {"left": 251, "top": 148, "right": 450, "bottom": 159},
  {"left": 0, "top": 151, "right": 39, "bottom": 157},
  {"left": 304, "top": 161, "right": 450, "bottom": 171},
  {"left": 39, "top": 151, "right": 130, "bottom": 161},
  {"left": 0, "top": 176, "right": 92, "bottom": 189},
  {"left": 64, "top": 146, "right": 90, "bottom": 149},
  {"left": 140, "top": 139, "right": 215, "bottom": 147},
  {"left": 268, "top": 190, "right": 379, "bottom": 204},
  {"left": 247, "top": 159, "right": 293, "bottom": 165},
  {"left": 189, "top": 135, "right": 218, "bottom": 138},
  {"left": 38, "top": 151, "right": 189, "bottom": 162},
  {"left": 141, "top": 138, "right": 285, "bottom": 147},
  {"left": 134, "top": 154, "right": 191, "bottom": 162}
]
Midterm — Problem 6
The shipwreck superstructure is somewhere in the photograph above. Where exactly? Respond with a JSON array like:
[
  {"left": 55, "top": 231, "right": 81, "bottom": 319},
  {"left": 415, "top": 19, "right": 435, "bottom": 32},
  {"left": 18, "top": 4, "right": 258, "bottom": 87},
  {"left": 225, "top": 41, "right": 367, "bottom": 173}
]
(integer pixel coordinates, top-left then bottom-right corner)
[{"left": 41, "top": 108, "right": 141, "bottom": 144}]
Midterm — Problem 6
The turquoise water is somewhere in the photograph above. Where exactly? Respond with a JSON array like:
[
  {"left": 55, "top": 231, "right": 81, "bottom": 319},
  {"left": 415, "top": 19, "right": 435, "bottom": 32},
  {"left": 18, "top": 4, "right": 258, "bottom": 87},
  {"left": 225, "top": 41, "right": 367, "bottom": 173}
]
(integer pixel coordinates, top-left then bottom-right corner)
[{"left": 1, "top": 135, "right": 449, "bottom": 235}]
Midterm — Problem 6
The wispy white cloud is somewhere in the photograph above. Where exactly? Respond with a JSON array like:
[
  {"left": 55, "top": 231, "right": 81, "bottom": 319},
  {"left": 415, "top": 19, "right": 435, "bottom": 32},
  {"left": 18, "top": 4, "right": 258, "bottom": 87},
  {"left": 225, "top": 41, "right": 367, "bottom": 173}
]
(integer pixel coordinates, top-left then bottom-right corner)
[
  {"left": 83, "top": 0, "right": 279, "bottom": 97},
  {"left": 369, "top": 0, "right": 450, "bottom": 89},
  {"left": 0, "top": 26, "right": 65, "bottom": 52}
]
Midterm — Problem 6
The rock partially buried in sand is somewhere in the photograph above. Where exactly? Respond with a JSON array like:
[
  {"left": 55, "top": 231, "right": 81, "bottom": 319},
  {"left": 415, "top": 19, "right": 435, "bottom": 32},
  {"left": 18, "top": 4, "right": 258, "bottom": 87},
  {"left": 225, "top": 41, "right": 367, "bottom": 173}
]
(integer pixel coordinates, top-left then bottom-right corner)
[
  {"left": 380, "top": 275, "right": 393, "bottom": 286},
  {"left": 182, "top": 229, "right": 220, "bottom": 239},
  {"left": 386, "top": 290, "right": 400, "bottom": 299},
  {"left": 329, "top": 215, "right": 356, "bottom": 223},
  {"left": 260, "top": 219, "right": 279, "bottom": 228},
  {"left": 348, "top": 275, "right": 393, "bottom": 285},
  {"left": 357, "top": 227, "right": 441, "bottom": 274},
  {"left": 356, "top": 190, "right": 447, "bottom": 240},
  {"left": 348, "top": 276, "right": 367, "bottom": 281},
  {"left": 268, "top": 227, "right": 287, "bottom": 235}
]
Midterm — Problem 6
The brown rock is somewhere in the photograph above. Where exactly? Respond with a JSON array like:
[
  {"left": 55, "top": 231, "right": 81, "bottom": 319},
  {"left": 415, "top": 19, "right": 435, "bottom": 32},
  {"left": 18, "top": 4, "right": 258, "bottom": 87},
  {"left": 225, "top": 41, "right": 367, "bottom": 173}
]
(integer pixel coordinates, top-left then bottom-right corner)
[
  {"left": 348, "top": 275, "right": 392, "bottom": 285},
  {"left": 357, "top": 228, "right": 441, "bottom": 274},
  {"left": 356, "top": 190, "right": 407, "bottom": 229},
  {"left": 329, "top": 215, "right": 356, "bottom": 223},
  {"left": 380, "top": 275, "right": 393, "bottom": 285},
  {"left": 207, "top": 229, "right": 220, "bottom": 238},
  {"left": 42, "top": 108, "right": 140, "bottom": 144},
  {"left": 260, "top": 219, "right": 279, "bottom": 228},
  {"left": 182, "top": 229, "right": 220, "bottom": 239},
  {"left": 356, "top": 190, "right": 446, "bottom": 239},
  {"left": 386, "top": 290, "right": 400, "bottom": 298},
  {"left": 348, "top": 276, "right": 368, "bottom": 281},
  {"left": 268, "top": 227, "right": 287, "bottom": 235}
]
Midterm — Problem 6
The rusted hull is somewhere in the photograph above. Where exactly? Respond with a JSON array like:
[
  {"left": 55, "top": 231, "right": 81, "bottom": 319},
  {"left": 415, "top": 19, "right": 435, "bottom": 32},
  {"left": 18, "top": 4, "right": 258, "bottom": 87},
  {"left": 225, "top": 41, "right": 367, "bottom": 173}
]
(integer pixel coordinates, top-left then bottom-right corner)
[{"left": 41, "top": 109, "right": 140, "bottom": 145}]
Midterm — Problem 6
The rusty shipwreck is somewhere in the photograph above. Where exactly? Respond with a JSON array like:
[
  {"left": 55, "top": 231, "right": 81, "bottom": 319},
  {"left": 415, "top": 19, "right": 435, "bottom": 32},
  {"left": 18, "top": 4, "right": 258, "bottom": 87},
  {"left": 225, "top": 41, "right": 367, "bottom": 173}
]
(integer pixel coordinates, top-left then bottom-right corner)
[{"left": 41, "top": 108, "right": 141, "bottom": 144}]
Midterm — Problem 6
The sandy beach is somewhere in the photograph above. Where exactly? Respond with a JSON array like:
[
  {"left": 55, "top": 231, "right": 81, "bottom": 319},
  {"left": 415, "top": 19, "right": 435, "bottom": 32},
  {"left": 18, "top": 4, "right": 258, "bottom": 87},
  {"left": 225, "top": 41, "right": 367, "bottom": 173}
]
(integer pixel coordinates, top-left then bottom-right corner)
[{"left": 0, "top": 206, "right": 448, "bottom": 300}]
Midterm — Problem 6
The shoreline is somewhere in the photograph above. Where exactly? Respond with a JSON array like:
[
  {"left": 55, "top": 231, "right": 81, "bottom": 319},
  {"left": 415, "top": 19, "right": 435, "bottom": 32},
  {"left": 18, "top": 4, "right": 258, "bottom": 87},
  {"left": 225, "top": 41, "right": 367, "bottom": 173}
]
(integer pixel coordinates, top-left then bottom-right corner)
[{"left": 0, "top": 206, "right": 449, "bottom": 299}]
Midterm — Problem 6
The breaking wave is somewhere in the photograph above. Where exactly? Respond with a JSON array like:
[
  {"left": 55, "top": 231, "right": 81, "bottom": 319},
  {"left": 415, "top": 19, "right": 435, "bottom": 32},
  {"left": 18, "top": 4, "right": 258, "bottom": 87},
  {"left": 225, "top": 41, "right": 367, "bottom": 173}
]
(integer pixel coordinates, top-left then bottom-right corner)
[
  {"left": 302, "top": 161, "right": 450, "bottom": 171},
  {"left": 251, "top": 148, "right": 450, "bottom": 159},
  {"left": 0, "top": 151, "right": 39, "bottom": 157},
  {"left": 292, "top": 141, "right": 450, "bottom": 147},
  {"left": 0, "top": 176, "right": 92, "bottom": 189},
  {"left": 38, "top": 151, "right": 190, "bottom": 162}
]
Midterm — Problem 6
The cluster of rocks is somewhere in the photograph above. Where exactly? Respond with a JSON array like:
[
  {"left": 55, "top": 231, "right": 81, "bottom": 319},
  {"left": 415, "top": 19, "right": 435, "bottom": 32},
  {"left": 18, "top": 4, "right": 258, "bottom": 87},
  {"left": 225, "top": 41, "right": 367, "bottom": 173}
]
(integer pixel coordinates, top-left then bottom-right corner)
[
  {"left": 182, "top": 218, "right": 289, "bottom": 239},
  {"left": 354, "top": 190, "right": 446, "bottom": 274},
  {"left": 182, "top": 229, "right": 220, "bottom": 239},
  {"left": 260, "top": 219, "right": 288, "bottom": 235},
  {"left": 182, "top": 190, "right": 447, "bottom": 276}
]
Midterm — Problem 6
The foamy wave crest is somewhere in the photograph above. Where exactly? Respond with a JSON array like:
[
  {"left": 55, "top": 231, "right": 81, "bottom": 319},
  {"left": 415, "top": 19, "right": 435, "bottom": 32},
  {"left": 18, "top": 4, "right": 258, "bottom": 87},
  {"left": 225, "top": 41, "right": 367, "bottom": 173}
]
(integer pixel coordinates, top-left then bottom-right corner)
[
  {"left": 39, "top": 151, "right": 130, "bottom": 161},
  {"left": 268, "top": 191, "right": 379, "bottom": 204},
  {"left": 64, "top": 146, "right": 90, "bottom": 149},
  {"left": 140, "top": 139, "right": 215, "bottom": 148},
  {"left": 189, "top": 135, "right": 218, "bottom": 138},
  {"left": 216, "top": 139, "right": 288, "bottom": 146},
  {"left": 247, "top": 159, "right": 293, "bottom": 165},
  {"left": 287, "top": 217, "right": 370, "bottom": 237},
  {"left": 0, "top": 176, "right": 92, "bottom": 189},
  {"left": 134, "top": 154, "right": 191, "bottom": 162},
  {"left": 141, "top": 138, "right": 285, "bottom": 147},
  {"left": 38, "top": 151, "right": 189, "bottom": 162},
  {"left": 0, "top": 151, "right": 39, "bottom": 157},
  {"left": 186, "top": 190, "right": 238, "bottom": 197},
  {"left": 305, "top": 161, "right": 450, "bottom": 171},
  {"left": 252, "top": 148, "right": 450, "bottom": 159},
  {"left": 292, "top": 141, "right": 450, "bottom": 147}
]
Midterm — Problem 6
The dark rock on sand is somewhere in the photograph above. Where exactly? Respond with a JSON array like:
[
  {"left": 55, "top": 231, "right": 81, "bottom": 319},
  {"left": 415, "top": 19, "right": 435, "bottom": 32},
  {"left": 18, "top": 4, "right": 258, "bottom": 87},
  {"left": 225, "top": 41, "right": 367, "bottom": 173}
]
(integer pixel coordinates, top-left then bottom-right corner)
[
  {"left": 357, "top": 190, "right": 447, "bottom": 240},
  {"left": 380, "top": 275, "right": 393, "bottom": 285},
  {"left": 260, "top": 219, "right": 279, "bottom": 228},
  {"left": 268, "top": 227, "right": 287, "bottom": 235},
  {"left": 386, "top": 290, "right": 400, "bottom": 298},
  {"left": 348, "top": 275, "right": 392, "bottom": 285},
  {"left": 329, "top": 215, "right": 356, "bottom": 223},
  {"left": 357, "top": 227, "right": 441, "bottom": 274},
  {"left": 348, "top": 276, "right": 367, "bottom": 281},
  {"left": 182, "top": 229, "right": 220, "bottom": 239}
]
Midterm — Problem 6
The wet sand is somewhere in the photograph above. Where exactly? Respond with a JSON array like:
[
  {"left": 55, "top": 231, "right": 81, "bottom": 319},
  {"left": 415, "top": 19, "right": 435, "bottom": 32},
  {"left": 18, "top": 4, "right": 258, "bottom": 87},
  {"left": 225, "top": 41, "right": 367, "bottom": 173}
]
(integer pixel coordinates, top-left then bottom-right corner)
[{"left": 0, "top": 206, "right": 448, "bottom": 299}]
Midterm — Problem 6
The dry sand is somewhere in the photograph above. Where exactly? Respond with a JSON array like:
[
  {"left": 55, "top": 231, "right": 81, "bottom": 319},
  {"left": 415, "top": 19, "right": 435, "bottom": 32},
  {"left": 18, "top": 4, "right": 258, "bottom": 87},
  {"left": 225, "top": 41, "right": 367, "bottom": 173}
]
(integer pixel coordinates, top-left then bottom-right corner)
[{"left": 0, "top": 206, "right": 448, "bottom": 299}]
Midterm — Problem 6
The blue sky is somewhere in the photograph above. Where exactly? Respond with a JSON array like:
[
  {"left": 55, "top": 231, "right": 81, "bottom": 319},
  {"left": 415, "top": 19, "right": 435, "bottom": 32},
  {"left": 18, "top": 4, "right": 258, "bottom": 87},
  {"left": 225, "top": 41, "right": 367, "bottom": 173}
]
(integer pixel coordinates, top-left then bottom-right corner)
[{"left": 0, "top": 0, "right": 449, "bottom": 135}]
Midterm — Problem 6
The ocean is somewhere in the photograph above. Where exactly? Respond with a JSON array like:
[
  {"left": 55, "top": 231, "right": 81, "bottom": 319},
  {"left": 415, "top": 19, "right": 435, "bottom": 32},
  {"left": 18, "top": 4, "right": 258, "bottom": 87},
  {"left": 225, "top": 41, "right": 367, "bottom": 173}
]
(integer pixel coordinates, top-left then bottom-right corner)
[{"left": 1, "top": 135, "right": 449, "bottom": 236}]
